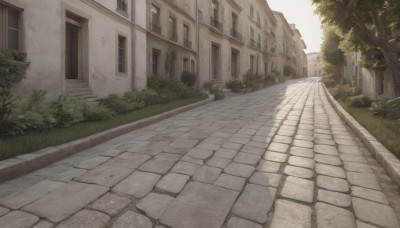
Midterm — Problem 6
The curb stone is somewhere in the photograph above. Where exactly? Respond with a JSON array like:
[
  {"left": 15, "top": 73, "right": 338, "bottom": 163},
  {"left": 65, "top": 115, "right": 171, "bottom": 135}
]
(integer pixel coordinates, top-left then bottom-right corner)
[
  {"left": 0, "top": 95, "right": 214, "bottom": 183},
  {"left": 322, "top": 83, "right": 400, "bottom": 186}
]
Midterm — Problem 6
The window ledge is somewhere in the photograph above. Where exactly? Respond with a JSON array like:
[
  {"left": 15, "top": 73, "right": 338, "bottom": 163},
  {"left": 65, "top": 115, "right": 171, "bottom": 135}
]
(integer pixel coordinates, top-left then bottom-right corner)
[{"left": 116, "top": 8, "right": 129, "bottom": 18}]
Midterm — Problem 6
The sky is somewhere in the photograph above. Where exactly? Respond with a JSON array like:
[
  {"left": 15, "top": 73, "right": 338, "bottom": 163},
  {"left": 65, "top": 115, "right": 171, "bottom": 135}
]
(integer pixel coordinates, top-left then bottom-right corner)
[{"left": 267, "top": 0, "right": 323, "bottom": 53}]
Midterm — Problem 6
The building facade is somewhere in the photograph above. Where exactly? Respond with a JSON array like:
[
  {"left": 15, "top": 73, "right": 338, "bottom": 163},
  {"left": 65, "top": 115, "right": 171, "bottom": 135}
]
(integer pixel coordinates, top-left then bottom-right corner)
[
  {"left": 343, "top": 52, "right": 395, "bottom": 98},
  {"left": 2, "top": 0, "right": 147, "bottom": 101},
  {"left": 290, "top": 24, "right": 307, "bottom": 78},
  {"left": 307, "top": 52, "right": 323, "bottom": 77},
  {"left": 273, "top": 11, "right": 294, "bottom": 78},
  {"left": 3, "top": 0, "right": 307, "bottom": 101},
  {"left": 196, "top": 0, "right": 278, "bottom": 86},
  {"left": 147, "top": 0, "right": 197, "bottom": 81}
]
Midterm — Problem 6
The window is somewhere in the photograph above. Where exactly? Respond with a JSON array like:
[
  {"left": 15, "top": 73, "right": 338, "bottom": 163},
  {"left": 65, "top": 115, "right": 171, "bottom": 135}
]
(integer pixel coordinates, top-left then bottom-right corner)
[
  {"left": 152, "top": 49, "right": 160, "bottom": 76},
  {"left": 232, "top": 13, "right": 238, "bottom": 31},
  {"left": 117, "top": 0, "right": 127, "bottom": 12},
  {"left": 0, "top": 4, "right": 20, "bottom": 51},
  {"left": 212, "top": 0, "right": 219, "bottom": 20},
  {"left": 168, "top": 16, "right": 177, "bottom": 41},
  {"left": 183, "top": 24, "right": 190, "bottom": 48},
  {"left": 191, "top": 59, "right": 195, "bottom": 73},
  {"left": 183, "top": 58, "right": 189, "bottom": 71},
  {"left": 151, "top": 4, "right": 161, "bottom": 34},
  {"left": 250, "top": 55, "right": 254, "bottom": 73},
  {"left": 118, "top": 35, "right": 126, "bottom": 73},
  {"left": 250, "top": 5, "right": 254, "bottom": 18}
]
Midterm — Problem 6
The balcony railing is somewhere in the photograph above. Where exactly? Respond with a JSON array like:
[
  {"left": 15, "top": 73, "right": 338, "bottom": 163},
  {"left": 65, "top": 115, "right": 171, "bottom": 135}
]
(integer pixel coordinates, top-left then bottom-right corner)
[
  {"left": 152, "top": 23, "right": 161, "bottom": 35},
  {"left": 250, "top": 39, "right": 256, "bottom": 48},
  {"left": 210, "top": 17, "right": 223, "bottom": 32},
  {"left": 230, "top": 29, "right": 242, "bottom": 41},
  {"left": 169, "top": 31, "right": 177, "bottom": 42},
  {"left": 184, "top": 39, "right": 192, "bottom": 49}
]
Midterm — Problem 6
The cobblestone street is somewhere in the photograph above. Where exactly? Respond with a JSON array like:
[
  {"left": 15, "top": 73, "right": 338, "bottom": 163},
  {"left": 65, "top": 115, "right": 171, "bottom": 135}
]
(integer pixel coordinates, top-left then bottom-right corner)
[{"left": 0, "top": 78, "right": 399, "bottom": 228}]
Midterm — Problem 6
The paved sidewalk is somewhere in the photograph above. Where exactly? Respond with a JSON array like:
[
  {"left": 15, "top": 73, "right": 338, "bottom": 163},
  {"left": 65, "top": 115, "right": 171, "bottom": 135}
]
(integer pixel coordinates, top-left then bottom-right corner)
[{"left": 0, "top": 78, "right": 399, "bottom": 228}]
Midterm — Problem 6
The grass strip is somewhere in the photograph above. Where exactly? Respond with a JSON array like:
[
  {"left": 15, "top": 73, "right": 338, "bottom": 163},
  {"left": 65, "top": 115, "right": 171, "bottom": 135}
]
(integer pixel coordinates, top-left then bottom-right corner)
[
  {"left": 339, "top": 101, "right": 400, "bottom": 159},
  {"left": 0, "top": 95, "right": 207, "bottom": 160}
]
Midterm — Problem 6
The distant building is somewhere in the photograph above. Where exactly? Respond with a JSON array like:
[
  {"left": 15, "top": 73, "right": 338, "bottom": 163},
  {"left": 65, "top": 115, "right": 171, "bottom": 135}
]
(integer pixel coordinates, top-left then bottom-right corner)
[{"left": 307, "top": 52, "right": 323, "bottom": 77}]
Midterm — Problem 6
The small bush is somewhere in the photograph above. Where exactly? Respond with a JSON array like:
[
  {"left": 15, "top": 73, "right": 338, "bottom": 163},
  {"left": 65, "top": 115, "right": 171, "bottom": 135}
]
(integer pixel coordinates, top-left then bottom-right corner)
[
  {"left": 84, "top": 105, "right": 115, "bottom": 121},
  {"left": 347, "top": 95, "right": 372, "bottom": 107},
  {"left": 137, "top": 89, "right": 170, "bottom": 105},
  {"left": 52, "top": 96, "right": 85, "bottom": 127},
  {"left": 147, "top": 76, "right": 198, "bottom": 99},
  {"left": 99, "top": 94, "right": 137, "bottom": 114},
  {"left": 202, "top": 82, "right": 213, "bottom": 91},
  {"left": 51, "top": 96, "right": 85, "bottom": 128},
  {"left": 264, "top": 75, "right": 275, "bottom": 86},
  {"left": 331, "top": 84, "right": 360, "bottom": 101},
  {"left": 123, "top": 91, "right": 145, "bottom": 109},
  {"left": 370, "top": 97, "right": 400, "bottom": 119},
  {"left": 181, "top": 71, "right": 197, "bottom": 87},
  {"left": 226, "top": 80, "right": 244, "bottom": 93},
  {"left": 210, "top": 88, "right": 225, "bottom": 100},
  {"left": 243, "top": 71, "right": 263, "bottom": 91},
  {"left": 0, "top": 50, "right": 29, "bottom": 90}
]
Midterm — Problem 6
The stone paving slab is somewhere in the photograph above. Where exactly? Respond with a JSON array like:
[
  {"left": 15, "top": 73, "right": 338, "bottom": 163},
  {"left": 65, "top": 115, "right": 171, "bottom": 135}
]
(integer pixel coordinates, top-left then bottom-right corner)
[
  {"left": 316, "top": 202, "right": 357, "bottom": 228},
  {"left": 160, "top": 182, "right": 239, "bottom": 228},
  {"left": 55, "top": 209, "right": 110, "bottom": 228},
  {"left": 232, "top": 184, "right": 276, "bottom": 223},
  {"left": 281, "top": 176, "right": 314, "bottom": 203},
  {"left": 0, "top": 210, "right": 39, "bottom": 228},
  {"left": 270, "top": 199, "right": 312, "bottom": 228},
  {"left": 88, "top": 193, "right": 131, "bottom": 217},
  {"left": 352, "top": 197, "right": 400, "bottom": 228},
  {"left": 0, "top": 180, "right": 65, "bottom": 210},
  {"left": 136, "top": 193, "right": 174, "bottom": 219},
  {"left": 112, "top": 171, "right": 160, "bottom": 198},
  {"left": 23, "top": 182, "right": 108, "bottom": 222},
  {"left": 111, "top": 211, "right": 152, "bottom": 228}
]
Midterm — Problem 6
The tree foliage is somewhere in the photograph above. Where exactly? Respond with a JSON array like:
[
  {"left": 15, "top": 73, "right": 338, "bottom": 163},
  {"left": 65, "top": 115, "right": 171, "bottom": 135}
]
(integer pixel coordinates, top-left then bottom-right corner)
[
  {"left": 321, "top": 27, "right": 344, "bottom": 67},
  {"left": 313, "top": 0, "right": 400, "bottom": 96}
]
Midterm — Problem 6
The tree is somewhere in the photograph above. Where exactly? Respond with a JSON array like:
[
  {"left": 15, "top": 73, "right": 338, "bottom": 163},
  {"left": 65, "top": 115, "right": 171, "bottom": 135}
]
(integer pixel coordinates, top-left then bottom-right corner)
[
  {"left": 320, "top": 26, "right": 344, "bottom": 83},
  {"left": 313, "top": 0, "right": 400, "bottom": 96}
]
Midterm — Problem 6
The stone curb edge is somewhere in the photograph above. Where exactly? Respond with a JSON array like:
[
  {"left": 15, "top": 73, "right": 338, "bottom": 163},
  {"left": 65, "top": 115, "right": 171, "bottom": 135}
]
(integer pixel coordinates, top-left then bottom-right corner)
[
  {"left": 0, "top": 95, "right": 215, "bottom": 183},
  {"left": 322, "top": 83, "right": 400, "bottom": 186}
]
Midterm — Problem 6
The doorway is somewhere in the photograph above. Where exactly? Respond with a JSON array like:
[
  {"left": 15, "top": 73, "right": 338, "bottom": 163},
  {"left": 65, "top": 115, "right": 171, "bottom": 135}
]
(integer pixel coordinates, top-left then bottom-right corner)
[
  {"left": 65, "top": 13, "right": 82, "bottom": 80},
  {"left": 211, "top": 44, "right": 220, "bottom": 80}
]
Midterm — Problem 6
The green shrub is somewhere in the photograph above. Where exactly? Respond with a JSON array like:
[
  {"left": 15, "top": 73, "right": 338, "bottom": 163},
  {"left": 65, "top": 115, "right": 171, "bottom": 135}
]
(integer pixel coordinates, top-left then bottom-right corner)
[
  {"left": 243, "top": 71, "right": 263, "bottom": 91},
  {"left": 123, "top": 91, "right": 145, "bottom": 109},
  {"left": 0, "top": 115, "right": 25, "bottom": 138},
  {"left": 210, "top": 88, "right": 225, "bottom": 100},
  {"left": 264, "top": 75, "right": 275, "bottom": 86},
  {"left": 202, "top": 82, "right": 213, "bottom": 91},
  {"left": 181, "top": 71, "right": 197, "bottom": 87},
  {"left": 226, "top": 80, "right": 244, "bottom": 93},
  {"left": 99, "top": 94, "right": 137, "bottom": 114},
  {"left": 347, "top": 95, "right": 372, "bottom": 107},
  {"left": 322, "top": 74, "right": 337, "bottom": 87},
  {"left": 52, "top": 96, "right": 85, "bottom": 127},
  {"left": 137, "top": 89, "right": 170, "bottom": 105},
  {"left": 0, "top": 50, "right": 29, "bottom": 90},
  {"left": 283, "top": 65, "right": 294, "bottom": 76},
  {"left": 148, "top": 76, "right": 200, "bottom": 100},
  {"left": 370, "top": 97, "right": 400, "bottom": 119},
  {"left": 0, "top": 50, "right": 30, "bottom": 131},
  {"left": 331, "top": 84, "right": 360, "bottom": 101},
  {"left": 84, "top": 105, "right": 115, "bottom": 121}
]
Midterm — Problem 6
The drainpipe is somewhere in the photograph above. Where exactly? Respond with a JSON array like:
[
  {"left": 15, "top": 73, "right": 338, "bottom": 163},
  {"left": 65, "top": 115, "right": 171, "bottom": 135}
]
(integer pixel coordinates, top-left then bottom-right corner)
[
  {"left": 196, "top": 0, "right": 200, "bottom": 87},
  {"left": 131, "top": 0, "right": 136, "bottom": 91}
]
